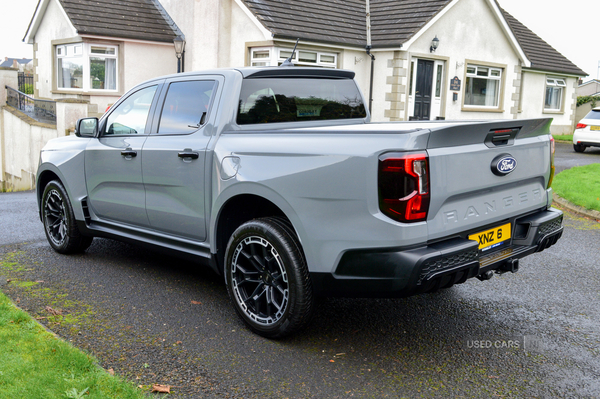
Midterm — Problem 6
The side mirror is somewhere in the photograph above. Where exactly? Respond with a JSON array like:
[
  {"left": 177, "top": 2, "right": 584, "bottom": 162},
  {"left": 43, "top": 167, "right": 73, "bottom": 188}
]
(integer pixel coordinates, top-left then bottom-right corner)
[{"left": 75, "top": 117, "right": 98, "bottom": 137}]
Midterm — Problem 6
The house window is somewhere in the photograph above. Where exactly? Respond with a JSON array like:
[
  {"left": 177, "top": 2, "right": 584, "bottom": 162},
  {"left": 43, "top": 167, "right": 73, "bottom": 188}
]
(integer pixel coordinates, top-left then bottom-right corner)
[
  {"left": 250, "top": 49, "right": 271, "bottom": 67},
  {"left": 435, "top": 64, "right": 442, "bottom": 98},
  {"left": 250, "top": 47, "right": 337, "bottom": 68},
  {"left": 464, "top": 64, "right": 503, "bottom": 108},
  {"left": 545, "top": 77, "right": 566, "bottom": 111},
  {"left": 57, "top": 44, "right": 83, "bottom": 89},
  {"left": 90, "top": 46, "right": 117, "bottom": 90},
  {"left": 57, "top": 43, "right": 118, "bottom": 91}
]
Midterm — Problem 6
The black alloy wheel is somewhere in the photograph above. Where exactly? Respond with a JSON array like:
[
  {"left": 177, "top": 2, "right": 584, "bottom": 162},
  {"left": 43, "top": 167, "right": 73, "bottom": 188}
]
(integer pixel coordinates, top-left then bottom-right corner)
[
  {"left": 573, "top": 144, "right": 586, "bottom": 153},
  {"left": 225, "top": 218, "right": 314, "bottom": 338},
  {"left": 42, "top": 180, "right": 93, "bottom": 254}
]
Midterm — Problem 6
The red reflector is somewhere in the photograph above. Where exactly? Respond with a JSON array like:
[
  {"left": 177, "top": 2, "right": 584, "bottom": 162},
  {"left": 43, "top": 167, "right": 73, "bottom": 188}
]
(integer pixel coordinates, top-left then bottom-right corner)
[
  {"left": 576, "top": 123, "right": 587, "bottom": 129},
  {"left": 493, "top": 129, "right": 513, "bottom": 134}
]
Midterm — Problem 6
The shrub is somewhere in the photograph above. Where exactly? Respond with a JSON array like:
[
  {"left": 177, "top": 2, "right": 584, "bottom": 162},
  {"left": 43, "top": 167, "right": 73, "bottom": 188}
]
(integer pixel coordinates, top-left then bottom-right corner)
[{"left": 19, "top": 84, "right": 34, "bottom": 95}]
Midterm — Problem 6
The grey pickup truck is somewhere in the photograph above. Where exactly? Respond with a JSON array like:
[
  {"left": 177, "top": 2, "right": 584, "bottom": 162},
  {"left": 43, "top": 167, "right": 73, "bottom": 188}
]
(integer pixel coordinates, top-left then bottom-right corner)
[{"left": 36, "top": 66, "right": 563, "bottom": 337}]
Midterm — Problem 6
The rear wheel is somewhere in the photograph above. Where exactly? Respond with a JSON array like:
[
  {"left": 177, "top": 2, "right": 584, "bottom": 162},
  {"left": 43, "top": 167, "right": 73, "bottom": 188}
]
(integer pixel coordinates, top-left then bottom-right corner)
[
  {"left": 224, "top": 218, "right": 314, "bottom": 338},
  {"left": 42, "top": 180, "right": 93, "bottom": 254},
  {"left": 573, "top": 144, "right": 586, "bottom": 153}
]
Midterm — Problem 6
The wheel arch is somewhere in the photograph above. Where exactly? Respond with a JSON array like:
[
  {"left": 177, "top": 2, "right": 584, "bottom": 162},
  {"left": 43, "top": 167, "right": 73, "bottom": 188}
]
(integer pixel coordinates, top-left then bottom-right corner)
[
  {"left": 36, "top": 167, "right": 64, "bottom": 221},
  {"left": 211, "top": 188, "right": 307, "bottom": 276}
]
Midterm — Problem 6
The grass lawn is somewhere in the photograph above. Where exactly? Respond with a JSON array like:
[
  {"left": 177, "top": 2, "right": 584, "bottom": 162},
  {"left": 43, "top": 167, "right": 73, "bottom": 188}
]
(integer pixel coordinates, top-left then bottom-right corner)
[
  {"left": 0, "top": 290, "right": 146, "bottom": 399},
  {"left": 553, "top": 163, "right": 600, "bottom": 212},
  {"left": 552, "top": 134, "right": 573, "bottom": 142}
]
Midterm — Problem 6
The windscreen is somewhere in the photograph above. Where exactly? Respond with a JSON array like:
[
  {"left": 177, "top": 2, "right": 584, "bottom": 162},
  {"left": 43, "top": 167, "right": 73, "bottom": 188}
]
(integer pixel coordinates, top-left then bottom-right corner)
[
  {"left": 584, "top": 109, "right": 600, "bottom": 120},
  {"left": 237, "top": 78, "right": 367, "bottom": 125}
]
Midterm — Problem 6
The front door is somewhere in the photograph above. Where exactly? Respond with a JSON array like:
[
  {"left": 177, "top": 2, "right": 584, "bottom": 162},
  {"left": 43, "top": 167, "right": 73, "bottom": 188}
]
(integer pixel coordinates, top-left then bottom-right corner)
[
  {"left": 414, "top": 59, "right": 434, "bottom": 120},
  {"left": 85, "top": 84, "right": 160, "bottom": 227}
]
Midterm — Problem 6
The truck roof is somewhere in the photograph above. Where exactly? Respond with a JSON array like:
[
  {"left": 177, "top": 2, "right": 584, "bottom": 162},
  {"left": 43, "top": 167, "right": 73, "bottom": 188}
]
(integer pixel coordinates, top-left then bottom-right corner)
[{"left": 140, "top": 66, "right": 355, "bottom": 83}]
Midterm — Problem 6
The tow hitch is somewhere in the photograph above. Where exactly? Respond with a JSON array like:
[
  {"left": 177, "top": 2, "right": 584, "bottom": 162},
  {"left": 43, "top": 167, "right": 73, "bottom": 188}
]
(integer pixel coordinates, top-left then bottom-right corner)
[{"left": 497, "top": 259, "right": 519, "bottom": 274}]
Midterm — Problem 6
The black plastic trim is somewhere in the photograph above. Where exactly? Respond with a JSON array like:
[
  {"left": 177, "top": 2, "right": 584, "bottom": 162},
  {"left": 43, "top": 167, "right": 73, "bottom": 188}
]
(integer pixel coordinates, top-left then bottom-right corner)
[
  {"left": 311, "top": 208, "right": 563, "bottom": 298},
  {"left": 575, "top": 141, "right": 600, "bottom": 148}
]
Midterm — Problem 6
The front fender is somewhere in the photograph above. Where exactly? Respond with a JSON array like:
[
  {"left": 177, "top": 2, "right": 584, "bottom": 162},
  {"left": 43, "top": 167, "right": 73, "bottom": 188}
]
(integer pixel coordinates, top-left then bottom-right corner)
[{"left": 36, "top": 137, "right": 90, "bottom": 222}]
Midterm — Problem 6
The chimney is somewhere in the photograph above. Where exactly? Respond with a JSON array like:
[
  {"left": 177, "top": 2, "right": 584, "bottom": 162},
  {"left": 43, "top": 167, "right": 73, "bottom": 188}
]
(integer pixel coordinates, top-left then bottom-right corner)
[{"left": 13, "top": 60, "right": 18, "bottom": 69}]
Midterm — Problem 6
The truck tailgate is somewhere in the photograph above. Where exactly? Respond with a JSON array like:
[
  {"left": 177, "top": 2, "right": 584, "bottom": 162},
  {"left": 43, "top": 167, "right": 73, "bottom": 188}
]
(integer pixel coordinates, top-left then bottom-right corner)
[{"left": 425, "top": 118, "right": 553, "bottom": 241}]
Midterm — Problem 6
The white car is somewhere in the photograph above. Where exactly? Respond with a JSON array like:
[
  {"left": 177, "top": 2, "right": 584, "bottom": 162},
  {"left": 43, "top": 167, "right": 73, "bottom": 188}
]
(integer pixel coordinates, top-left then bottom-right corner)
[{"left": 573, "top": 107, "right": 600, "bottom": 152}]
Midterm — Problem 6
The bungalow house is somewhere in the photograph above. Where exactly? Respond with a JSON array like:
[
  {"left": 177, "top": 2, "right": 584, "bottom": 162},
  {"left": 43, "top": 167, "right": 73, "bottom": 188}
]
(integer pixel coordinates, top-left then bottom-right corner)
[{"left": 23, "top": 0, "right": 586, "bottom": 133}]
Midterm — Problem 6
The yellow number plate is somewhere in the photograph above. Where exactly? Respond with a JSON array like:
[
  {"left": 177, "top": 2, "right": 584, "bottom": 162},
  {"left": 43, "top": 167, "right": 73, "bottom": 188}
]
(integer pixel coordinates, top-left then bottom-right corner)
[
  {"left": 469, "top": 223, "right": 511, "bottom": 251},
  {"left": 590, "top": 126, "right": 600, "bottom": 131}
]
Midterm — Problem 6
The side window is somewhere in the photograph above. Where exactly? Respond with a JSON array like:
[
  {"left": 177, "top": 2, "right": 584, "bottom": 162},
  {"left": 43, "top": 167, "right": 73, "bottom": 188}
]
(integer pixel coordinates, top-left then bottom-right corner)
[
  {"left": 103, "top": 85, "right": 157, "bottom": 135},
  {"left": 158, "top": 80, "right": 216, "bottom": 135}
]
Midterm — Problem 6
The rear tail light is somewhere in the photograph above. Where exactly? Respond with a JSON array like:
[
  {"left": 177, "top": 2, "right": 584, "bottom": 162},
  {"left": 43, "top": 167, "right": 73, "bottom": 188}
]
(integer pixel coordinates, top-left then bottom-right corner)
[
  {"left": 576, "top": 123, "right": 587, "bottom": 129},
  {"left": 378, "top": 152, "right": 430, "bottom": 223},
  {"left": 548, "top": 136, "right": 555, "bottom": 188}
]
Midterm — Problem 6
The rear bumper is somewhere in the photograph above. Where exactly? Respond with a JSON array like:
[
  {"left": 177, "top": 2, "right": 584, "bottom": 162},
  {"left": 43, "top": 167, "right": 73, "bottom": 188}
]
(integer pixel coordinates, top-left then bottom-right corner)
[
  {"left": 311, "top": 207, "right": 563, "bottom": 297},
  {"left": 574, "top": 141, "right": 600, "bottom": 148}
]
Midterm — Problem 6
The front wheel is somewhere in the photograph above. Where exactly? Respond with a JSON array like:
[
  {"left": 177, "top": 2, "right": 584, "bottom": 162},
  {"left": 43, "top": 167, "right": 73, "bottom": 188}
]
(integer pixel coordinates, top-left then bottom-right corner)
[
  {"left": 224, "top": 218, "right": 314, "bottom": 338},
  {"left": 42, "top": 180, "right": 93, "bottom": 254},
  {"left": 573, "top": 144, "right": 586, "bottom": 153}
]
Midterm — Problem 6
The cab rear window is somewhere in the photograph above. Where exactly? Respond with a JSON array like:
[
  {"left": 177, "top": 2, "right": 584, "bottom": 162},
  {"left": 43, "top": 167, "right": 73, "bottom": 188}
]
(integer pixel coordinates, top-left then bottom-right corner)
[{"left": 237, "top": 78, "right": 367, "bottom": 125}]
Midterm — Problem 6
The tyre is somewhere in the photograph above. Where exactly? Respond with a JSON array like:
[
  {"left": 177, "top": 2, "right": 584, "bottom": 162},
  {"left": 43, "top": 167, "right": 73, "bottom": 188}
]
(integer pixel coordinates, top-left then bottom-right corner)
[
  {"left": 573, "top": 144, "right": 585, "bottom": 153},
  {"left": 42, "top": 180, "right": 93, "bottom": 254},
  {"left": 224, "top": 218, "right": 314, "bottom": 338}
]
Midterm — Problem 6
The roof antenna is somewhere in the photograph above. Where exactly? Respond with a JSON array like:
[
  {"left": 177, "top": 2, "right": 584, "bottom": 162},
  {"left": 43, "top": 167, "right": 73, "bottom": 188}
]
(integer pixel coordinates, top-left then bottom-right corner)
[{"left": 280, "top": 38, "right": 299, "bottom": 67}]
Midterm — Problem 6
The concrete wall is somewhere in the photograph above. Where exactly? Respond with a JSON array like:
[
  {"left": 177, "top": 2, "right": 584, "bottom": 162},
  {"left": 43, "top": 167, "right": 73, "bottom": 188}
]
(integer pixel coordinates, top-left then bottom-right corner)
[
  {"left": 0, "top": 67, "right": 19, "bottom": 106},
  {"left": 1, "top": 107, "right": 60, "bottom": 191},
  {"left": 577, "top": 80, "right": 600, "bottom": 97},
  {"left": 575, "top": 102, "right": 595, "bottom": 127},
  {"left": 161, "top": 0, "right": 268, "bottom": 71},
  {"left": 1, "top": 65, "right": 88, "bottom": 191}
]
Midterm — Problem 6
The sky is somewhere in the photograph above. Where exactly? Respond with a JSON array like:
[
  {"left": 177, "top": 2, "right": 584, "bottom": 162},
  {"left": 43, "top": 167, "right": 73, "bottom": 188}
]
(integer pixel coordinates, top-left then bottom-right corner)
[{"left": 1, "top": 0, "right": 598, "bottom": 81}]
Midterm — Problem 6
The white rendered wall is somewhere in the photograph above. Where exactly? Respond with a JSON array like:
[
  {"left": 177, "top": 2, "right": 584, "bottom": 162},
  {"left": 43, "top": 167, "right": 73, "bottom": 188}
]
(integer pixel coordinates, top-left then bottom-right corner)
[{"left": 404, "top": 0, "right": 520, "bottom": 121}]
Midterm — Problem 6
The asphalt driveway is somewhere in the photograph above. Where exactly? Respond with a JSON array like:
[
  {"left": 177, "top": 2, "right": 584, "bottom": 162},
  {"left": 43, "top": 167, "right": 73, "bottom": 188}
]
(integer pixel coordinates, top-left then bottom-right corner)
[{"left": 1, "top": 143, "right": 598, "bottom": 398}]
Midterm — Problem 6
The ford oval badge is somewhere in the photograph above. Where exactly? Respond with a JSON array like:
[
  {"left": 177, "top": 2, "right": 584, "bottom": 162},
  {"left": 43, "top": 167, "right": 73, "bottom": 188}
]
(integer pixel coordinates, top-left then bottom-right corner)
[{"left": 491, "top": 154, "right": 517, "bottom": 176}]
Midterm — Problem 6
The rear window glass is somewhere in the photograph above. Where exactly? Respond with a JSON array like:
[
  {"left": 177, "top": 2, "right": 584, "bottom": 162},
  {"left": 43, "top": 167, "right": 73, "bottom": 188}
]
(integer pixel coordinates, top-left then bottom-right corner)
[
  {"left": 237, "top": 78, "right": 367, "bottom": 125},
  {"left": 584, "top": 109, "right": 600, "bottom": 120},
  {"left": 158, "top": 80, "right": 216, "bottom": 135}
]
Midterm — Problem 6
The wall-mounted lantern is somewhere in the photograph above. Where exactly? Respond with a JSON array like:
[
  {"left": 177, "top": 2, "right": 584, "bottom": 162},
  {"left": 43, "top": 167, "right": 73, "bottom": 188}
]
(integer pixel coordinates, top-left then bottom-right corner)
[
  {"left": 430, "top": 36, "right": 440, "bottom": 53},
  {"left": 174, "top": 35, "right": 186, "bottom": 73}
]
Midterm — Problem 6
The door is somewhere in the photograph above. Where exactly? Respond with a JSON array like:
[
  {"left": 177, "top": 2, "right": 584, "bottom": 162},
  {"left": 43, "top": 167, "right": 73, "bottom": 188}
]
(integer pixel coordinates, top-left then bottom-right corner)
[
  {"left": 85, "top": 84, "right": 161, "bottom": 227},
  {"left": 414, "top": 59, "right": 434, "bottom": 120},
  {"left": 142, "top": 78, "right": 219, "bottom": 241}
]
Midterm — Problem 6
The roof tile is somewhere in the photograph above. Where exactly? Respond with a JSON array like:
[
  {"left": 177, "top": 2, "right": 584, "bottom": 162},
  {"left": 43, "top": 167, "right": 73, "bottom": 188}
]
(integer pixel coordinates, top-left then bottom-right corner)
[
  {"left": 498, "top": 5, "right": 586, "bottom": 76},
  {"left": 59, "top": 0, "right": 177, "bottom": 43}
]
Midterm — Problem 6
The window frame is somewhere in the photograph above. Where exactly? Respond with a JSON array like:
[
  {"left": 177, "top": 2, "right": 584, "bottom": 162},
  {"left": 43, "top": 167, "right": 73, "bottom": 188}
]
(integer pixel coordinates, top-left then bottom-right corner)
[
  {"left": 55, "top": 41, "right": 120, "bottom": 93},
  {"left": 461, "top": 61, "right": 506, "bottom": 113},
  {"left": 154, "top": 79, "right": 218, "bottom": 136},
  {"left": 250, "top": 46, "right": 338, "bottom": 68},
  {"left": 99, "top": 82, "right": 162, "bottom": 137},
  {"left": 543, "top": 76, "right": 567, "bottom": 113}
]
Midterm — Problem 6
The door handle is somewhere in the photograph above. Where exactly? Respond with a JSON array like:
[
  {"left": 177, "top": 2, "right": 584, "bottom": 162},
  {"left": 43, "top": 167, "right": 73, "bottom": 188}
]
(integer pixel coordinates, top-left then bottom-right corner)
[
  {"left": 121, "top": 150, "right": 137, "bottom": 157},
  {"left": 178, "top": 151, "right": 199, "bottom": 160}
]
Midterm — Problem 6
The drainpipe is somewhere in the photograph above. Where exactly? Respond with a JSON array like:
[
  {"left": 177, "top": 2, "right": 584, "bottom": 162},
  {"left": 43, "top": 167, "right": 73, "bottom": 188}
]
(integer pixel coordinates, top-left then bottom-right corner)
[{"left": 366, "top": 0, "right": 375, "bottom": 115}]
